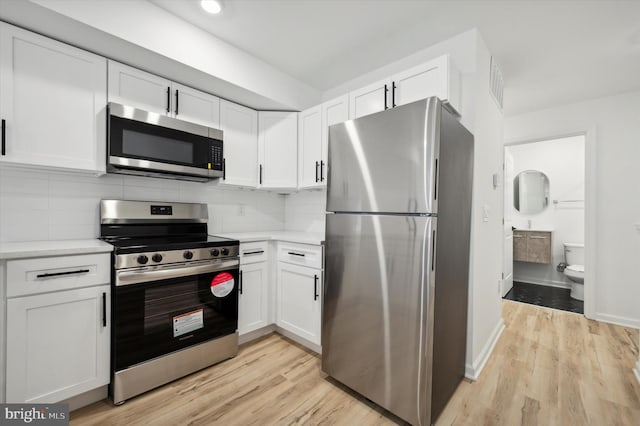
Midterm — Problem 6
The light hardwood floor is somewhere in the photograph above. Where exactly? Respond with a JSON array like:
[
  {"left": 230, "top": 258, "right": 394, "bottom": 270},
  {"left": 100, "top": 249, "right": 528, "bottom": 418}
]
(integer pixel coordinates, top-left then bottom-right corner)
[{"left": 71, "top": 301, "right": 640, "bottom": 425}]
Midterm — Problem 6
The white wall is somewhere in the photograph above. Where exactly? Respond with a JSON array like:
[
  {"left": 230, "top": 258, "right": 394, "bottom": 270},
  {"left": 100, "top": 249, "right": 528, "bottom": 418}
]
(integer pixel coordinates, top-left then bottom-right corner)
[
  {"left": 505, "top": 90, "right": 640, "bottom": 329},
  {"left": 284, "top": 190, "right": 326, "bottom": 234},
  {"left": 0, "top": 168, "right": 285, "bottom": 242},
  {"left": 508, "top": 136, "right": 585, "bottom": 287}
]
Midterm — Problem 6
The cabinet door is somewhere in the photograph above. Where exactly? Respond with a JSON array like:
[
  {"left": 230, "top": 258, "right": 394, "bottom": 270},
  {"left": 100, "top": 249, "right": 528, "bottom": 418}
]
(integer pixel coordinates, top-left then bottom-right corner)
[
  {"left": 297, "top": 105, "right": 322, "bottom": 189},
  {"left": 238, "top": 262, "right": 269, "bottom": 335},
  {"left": 108, "top": 60, "right": 171, "bottom": 115},
  {"left": 172, "top": 82, "right": 220, "bottom": 128},
  {"left": 321, "top": 94, "right": 349, "bottom": 183},
  {"left": 219, "top": 99, "right": 259, "bottom": 187},
  {"left": 276, "top": 262, "right": 321, "bottom": 345},
  {"left": 513, "top": 231, "right": 527, "bottom": 262},
  {"left": 348, "top": 78, "right": 391, "bottom": 119},
  {"left": 391, "top": 55, "right": 460, "bottom": 113},
  {"left": 258, "top": 111, "right": 298, "bottom": 189},
  {"left": 6, "top": 285, "right": 110, "bottom": 403},
  {"left": 526, "top": 232, "right": 552, "bottom": 264},
  {"left": 0, "top": 23, "right": 107, "bottom": 173}
]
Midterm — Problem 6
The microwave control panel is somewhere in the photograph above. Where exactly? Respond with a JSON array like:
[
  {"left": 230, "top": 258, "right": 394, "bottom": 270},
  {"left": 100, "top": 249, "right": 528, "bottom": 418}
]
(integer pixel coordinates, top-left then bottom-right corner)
[{"left": 210, "top": 140, "right": 223, "bottom": 170}]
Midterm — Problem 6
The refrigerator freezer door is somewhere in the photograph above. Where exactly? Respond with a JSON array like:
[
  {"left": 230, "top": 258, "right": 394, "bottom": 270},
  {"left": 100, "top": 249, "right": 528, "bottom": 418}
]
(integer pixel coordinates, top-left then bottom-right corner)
[
  {"left": 322, "top": 213, "right": 436, "bottom": 426},
  {"left": 326, "top": 97, "right": 440, "bottom": 215}
]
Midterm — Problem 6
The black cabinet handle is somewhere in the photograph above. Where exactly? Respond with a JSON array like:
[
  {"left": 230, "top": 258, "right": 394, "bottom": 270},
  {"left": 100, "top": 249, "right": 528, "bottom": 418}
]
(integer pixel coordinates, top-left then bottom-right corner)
[
  {"left": 102, "top": 292, "right": 107, "bottom": 327},
  {"left": 1, "top": 119, "right": 5, "bottom": 156},
  {"left": 222, "top": 158, "right": 226, "bottom": 180},
  {"left": 384, "top": 84, "right": 388, "bottom": 110},
  {"left": 320, "top": 161, "right": 325, "bottom": 182},
  {"left": 315, "top": 161, "right": 319, "bottom": 182},
  {"left": 288, "top": 252, "right": 305, "bottom": 257},
  {"left": 314, "top": 275, "right": 319, "bottom": 301},
  {"left": 175, "top": 89, "right": 179, "bottom": 115},
  {"left": 166, "top": 87, "right": 170, "bottom": 114},
  {"left": 36, "top": 269, "right": 90, "bottom": 279},
  {"left": 243, "top": 250, "right": 264, "bottom": 256},
  {"left": 392, "top": 82, "right": 397, "bottom": 107},
  {"left": 259, "top": 164, "right": 263, "bottom": 185},
  {"left": 239, "top": 270, "right": 243, "bottom": 295}
]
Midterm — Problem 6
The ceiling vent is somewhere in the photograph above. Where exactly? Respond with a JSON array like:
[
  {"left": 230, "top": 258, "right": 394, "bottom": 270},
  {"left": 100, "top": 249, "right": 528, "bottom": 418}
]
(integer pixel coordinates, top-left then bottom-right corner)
[{"left": 489, "top": 57, "right": 504, "bottom": 110}]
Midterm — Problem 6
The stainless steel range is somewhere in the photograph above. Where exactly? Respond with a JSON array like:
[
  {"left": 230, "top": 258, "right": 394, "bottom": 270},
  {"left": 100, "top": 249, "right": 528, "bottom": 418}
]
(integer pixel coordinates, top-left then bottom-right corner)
[{"left": 100, "top": 199, "right": 240, "bottom": 405}]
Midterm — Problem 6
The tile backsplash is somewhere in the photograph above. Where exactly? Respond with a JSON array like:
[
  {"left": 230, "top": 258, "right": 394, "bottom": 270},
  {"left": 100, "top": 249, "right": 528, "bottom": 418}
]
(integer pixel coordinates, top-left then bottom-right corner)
[
  {"left": 284, "top": 189, "right": 326, "bottom": 234},
  {"left": 0, "top": 167, "right": 286, "bottom": 242}
]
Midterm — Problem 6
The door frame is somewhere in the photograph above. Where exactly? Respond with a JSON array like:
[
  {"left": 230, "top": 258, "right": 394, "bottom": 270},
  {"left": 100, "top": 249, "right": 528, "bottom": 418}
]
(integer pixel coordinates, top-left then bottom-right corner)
[{"left": 503, "top": 127, "right": 595, "bottom": 318}]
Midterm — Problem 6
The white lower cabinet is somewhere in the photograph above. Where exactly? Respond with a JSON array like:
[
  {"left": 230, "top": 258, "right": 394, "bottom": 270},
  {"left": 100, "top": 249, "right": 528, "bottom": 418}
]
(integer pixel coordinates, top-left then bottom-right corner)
[
  {"left": 6, "top": 284, "right": 110, "bottom": 403},
  {"left": 276, "top": 261, "right": 322, "bottom": 346},
  {"left": 238, "top": 244, "right": 269, "bottom": 335}
]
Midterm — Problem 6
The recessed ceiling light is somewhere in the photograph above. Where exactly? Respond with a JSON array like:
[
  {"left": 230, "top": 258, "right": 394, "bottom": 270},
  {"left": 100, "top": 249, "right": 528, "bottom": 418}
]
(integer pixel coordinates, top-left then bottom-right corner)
[{"left": 201, "top": 0, "right": 222, "bottom": 14}]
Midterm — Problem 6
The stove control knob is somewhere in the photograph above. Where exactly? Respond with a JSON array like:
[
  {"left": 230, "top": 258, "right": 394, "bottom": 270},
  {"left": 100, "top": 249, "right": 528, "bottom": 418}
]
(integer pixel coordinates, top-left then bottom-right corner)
[
  {"left": 210, "top": 249, "right": 220, "bottom": 257},
  {"left": 183, "top": 251, "right": 194, "bottom": 260},
  {"left": 152, "top": 253, "right": 163, "bottom": 263},
  {"left": 221, "top": 247, "right": 230, "bottom": 256},
  {"left": 137, "top": 255, "right": 149, "bottom": 265}
]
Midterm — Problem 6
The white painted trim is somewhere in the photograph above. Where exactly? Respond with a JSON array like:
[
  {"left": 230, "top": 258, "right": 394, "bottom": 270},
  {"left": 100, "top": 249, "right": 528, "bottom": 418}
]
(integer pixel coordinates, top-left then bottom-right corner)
[
  {"left": 238, "top": 324, "right": 276, "bottom": 345},
  {"left": 634, "top": 360, "right": 640, "bottom": 385},
  {"left": 276, "top": 326, "right": 322, "bottom": 354},
  {"left": 464, "top": 318, "right": 505, "bottom": 381},
  {"left": 63, "top": 385, "right": 107, "bottom": 412},
  {"left": 593, "top": 313, "right": 640, "bottom": 330},
  {"left": 513, "top": 275, "right": 572, "bottom": 289}
]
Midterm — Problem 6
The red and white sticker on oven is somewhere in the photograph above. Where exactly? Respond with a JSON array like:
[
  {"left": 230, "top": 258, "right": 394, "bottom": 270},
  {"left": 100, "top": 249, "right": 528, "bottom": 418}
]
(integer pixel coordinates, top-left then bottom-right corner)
[{"left": 210, "top": 272, "right": 235, "bottom": 297}]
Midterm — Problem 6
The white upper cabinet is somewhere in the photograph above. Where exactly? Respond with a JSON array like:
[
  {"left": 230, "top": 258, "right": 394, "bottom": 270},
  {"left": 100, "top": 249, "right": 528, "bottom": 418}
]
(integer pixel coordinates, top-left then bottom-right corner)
[
  {"left": 391, "top": 55, "right": 461, "bottom": 112},
  {"left": 258, "top": 111, "right": 298, "bottom": 189},
  {"left": 108, "top": 61, "right": 171, "bottom": 115},
  {"left": 348, "top": 77, "right": 391, "bottom": 119},
  {"left": 108, "top": 61, "right": 221, "bottom": 129},
  {"left": 297, "top": 105, "right": 323, "bottom": 188},
  {"left": 219, "top": 99, "right": 259, "bottom": 187},
  {"left": 348, "top": 54, "right": 461, "bottom": 119},
  {"left": 172, "top": 82, "right": 220, "bottom": 129},
  {"left": 298, "top": 95, "right": 349, "bottom": 189},
  {"left": 0, "top": 23, "right": 107, "bottom": 174}
]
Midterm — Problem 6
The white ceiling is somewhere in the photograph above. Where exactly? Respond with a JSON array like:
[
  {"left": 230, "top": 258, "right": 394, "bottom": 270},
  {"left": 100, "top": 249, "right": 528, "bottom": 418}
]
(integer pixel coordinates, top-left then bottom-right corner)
[{"left": 150, "top": 0, "right": 640, "bottom": 116}]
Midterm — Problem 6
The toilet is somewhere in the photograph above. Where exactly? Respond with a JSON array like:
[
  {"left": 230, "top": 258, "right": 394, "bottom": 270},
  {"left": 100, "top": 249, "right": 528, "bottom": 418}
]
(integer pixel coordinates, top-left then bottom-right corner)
[{"left": 563, "top": 243, "right": 585, "bottom": 301}]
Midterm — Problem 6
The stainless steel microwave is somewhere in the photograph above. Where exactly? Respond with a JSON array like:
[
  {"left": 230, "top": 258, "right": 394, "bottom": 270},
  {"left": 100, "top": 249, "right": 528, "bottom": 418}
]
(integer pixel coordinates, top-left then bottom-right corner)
[{"left": 107, "top": 102, "right": 223, "bottom": 181}]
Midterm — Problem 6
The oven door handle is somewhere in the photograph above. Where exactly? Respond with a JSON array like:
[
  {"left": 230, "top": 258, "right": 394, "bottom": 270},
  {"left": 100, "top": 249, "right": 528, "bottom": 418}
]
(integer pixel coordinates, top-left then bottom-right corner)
[{"left": 115, "top": 259, "right": 239, "bottom": 287}]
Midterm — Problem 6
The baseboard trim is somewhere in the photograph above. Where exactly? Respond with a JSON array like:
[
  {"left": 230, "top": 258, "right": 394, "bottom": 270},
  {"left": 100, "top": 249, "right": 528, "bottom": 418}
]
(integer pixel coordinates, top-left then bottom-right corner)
[
  {"left": 64, "top": 385, "right": 107, "bottom": 412},
  {"left": 238, "top": 324, "right": 276, "bottom": 345},
  {"left": 276, "top": 326, "right": 321, "bottom": 354},
  {"left": 593, "top": 312, "right": 640, "bottom": 329},
  {"left": 465, "top": 318, "right": 505, "bottom": 381},
  {"left": 634, "top": 360, "right": 640, "bottom": 385}
]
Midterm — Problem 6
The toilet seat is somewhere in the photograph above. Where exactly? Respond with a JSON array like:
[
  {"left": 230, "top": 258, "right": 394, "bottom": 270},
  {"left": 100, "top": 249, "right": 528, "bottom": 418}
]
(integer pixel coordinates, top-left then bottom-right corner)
[{"left": 566, "top": 264, "right": 584, "bottom": 273}]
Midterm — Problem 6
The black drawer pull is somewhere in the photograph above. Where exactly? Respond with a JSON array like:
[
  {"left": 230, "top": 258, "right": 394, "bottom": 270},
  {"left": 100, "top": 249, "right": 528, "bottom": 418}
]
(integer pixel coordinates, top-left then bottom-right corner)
[
  {"left": 239, "top": 270, "right": 243, "bottom": 295},
  {"left": 243, "top": 250, "right": 264, "bottom": 256},
  {"left": 314, "top": 274, "right": 319, "bottom": 301},
  {"left": 287, "top": 252, "right": 305, "bottom": 257},
  {"left": 102, "top": 292, "right": 107, "bottom": 327},
  {"left": 36, "top": 269, "right": 90, "bottom": 279}
]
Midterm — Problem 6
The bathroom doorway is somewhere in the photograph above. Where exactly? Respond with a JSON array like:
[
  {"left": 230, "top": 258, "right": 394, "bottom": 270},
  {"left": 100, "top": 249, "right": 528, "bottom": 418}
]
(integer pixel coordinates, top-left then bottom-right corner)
[{"left": 502, "top": 135, "right": 586, "bottom": 314}]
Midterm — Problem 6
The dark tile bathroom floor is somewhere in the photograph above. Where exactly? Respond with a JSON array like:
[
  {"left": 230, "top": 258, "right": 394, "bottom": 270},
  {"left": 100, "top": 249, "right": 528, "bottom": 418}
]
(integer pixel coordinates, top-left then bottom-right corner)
[{"left": 503, "top": 281, "right": 584, "bottom": 314}]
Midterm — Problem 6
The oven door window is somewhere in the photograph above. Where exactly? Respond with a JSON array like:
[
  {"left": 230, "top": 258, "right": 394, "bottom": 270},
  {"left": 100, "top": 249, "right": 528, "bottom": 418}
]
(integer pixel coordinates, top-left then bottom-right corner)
[
  {"left": 109, "top": 116, "right": 212, "bottom": 169},
  {"left": 114, "top": 268, "right": 238, "bottom": 371}
]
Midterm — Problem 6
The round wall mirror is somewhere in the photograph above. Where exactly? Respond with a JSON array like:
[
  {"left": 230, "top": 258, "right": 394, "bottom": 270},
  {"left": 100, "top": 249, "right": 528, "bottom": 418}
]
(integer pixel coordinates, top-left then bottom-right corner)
[{"left": 513, "top": 170, "right": 550, "bottom": 214}]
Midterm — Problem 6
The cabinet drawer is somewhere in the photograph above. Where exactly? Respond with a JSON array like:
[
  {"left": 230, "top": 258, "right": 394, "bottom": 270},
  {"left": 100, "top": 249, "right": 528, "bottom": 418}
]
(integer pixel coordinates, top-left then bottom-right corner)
[
  {"left": 7, "top": 253, "right": 111, "bottom": 298},
  {"left": 240, "top": 241, "right": 269, "bottom": 264},
  {"left": 277, "top": 242, "right": 323, "bottom": 269}
]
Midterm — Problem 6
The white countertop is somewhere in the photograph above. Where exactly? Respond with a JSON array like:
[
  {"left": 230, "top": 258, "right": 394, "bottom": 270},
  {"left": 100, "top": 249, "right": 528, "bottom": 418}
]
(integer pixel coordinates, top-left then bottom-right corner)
[
  {"left": 0, "top": 239, "right": 113, "bottom": 260},
  {"left": 212, "top": 231, "right": 324, "bottom": 245}
]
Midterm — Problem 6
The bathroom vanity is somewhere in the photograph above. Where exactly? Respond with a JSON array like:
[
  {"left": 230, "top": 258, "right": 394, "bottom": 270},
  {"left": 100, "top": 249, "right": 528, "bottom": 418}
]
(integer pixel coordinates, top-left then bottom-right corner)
[{"left": 513, "top": 230, "right": 552, "bottom": 264}]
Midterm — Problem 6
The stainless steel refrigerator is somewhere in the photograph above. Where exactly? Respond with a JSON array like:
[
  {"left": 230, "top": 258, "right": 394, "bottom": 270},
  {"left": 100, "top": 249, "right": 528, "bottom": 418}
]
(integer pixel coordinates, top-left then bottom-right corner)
[{"left": 322, "top": 97, "right": 474, "bottom": 426}]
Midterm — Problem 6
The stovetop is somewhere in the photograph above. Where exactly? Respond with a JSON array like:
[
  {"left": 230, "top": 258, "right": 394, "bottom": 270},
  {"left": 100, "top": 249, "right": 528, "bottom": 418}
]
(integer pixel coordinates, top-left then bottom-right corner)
[{"left": 103, "top": 234, "right": 238, "bottom": 255}]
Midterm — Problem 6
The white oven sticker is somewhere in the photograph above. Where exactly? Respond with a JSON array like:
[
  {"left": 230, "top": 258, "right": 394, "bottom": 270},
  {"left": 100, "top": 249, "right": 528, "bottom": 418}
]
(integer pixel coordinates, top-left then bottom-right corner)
[
  {"left": 173, "top": 308, "right": 204, "bottom": 338},
  {"left": 210, "top": 272, "right": 235, "bottom": 298}
]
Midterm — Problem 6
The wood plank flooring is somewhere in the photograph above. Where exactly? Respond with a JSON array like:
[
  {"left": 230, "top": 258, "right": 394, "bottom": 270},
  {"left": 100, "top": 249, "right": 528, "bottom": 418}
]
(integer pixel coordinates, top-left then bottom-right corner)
[{"left": 71, "top": 301, "right": 640, "bottom": 425}]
